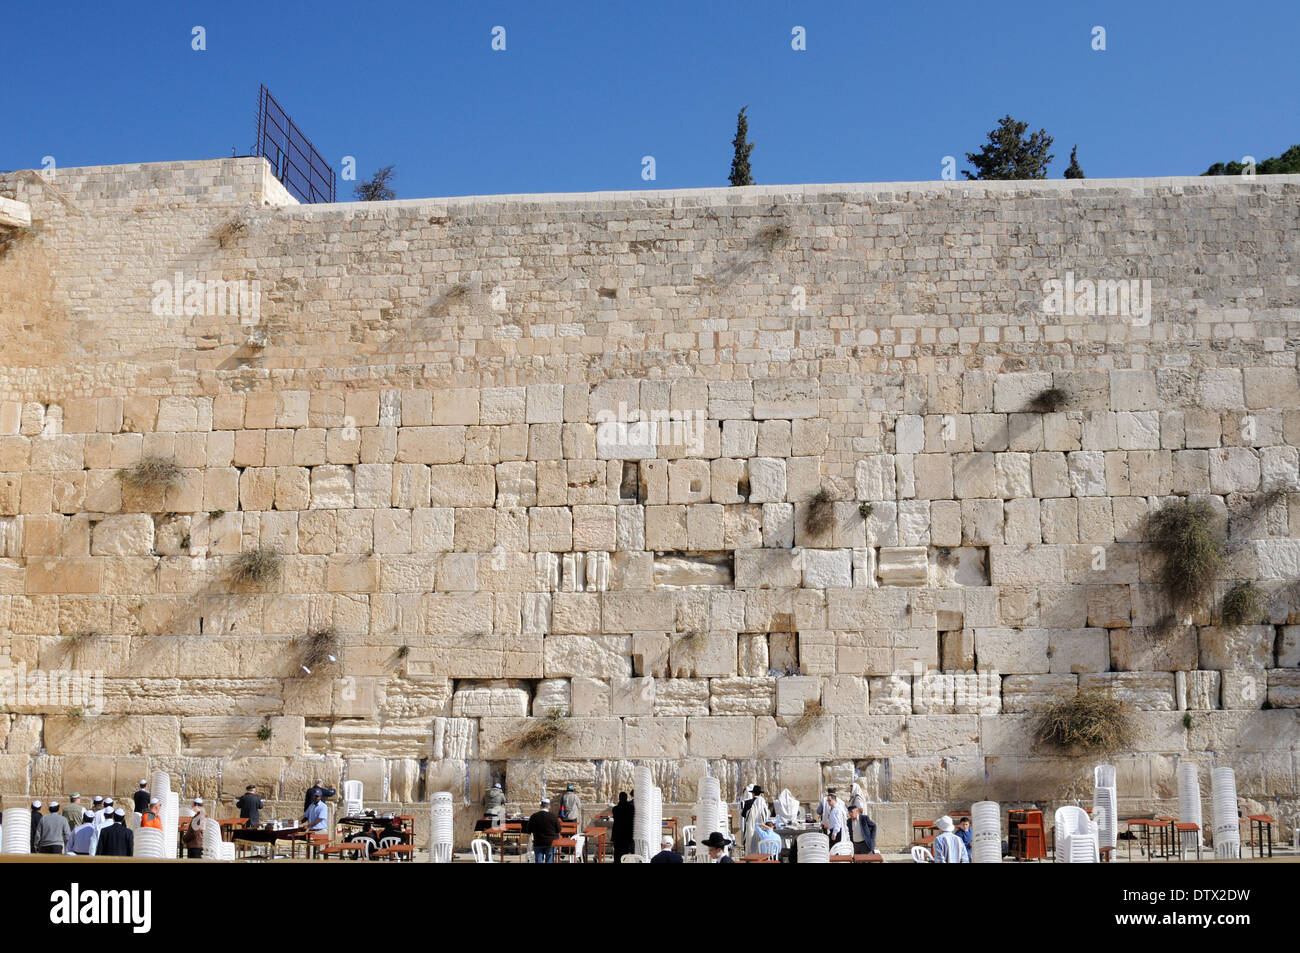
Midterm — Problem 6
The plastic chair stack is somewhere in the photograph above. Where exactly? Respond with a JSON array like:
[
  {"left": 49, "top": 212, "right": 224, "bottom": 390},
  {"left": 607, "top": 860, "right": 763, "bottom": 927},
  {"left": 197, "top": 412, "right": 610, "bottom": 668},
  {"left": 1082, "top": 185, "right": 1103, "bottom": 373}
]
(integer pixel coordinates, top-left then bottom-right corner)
[
  {"left": 1177, "top": 761, "right": 1204, "bottom": 849},
  {"left": 1210, "top": 767, "right": 1240, "bottom": 859},
  {"left": 1093, "top": 765, "right": 1118, "bottom": 851},
  {"left": 971, "top": 800, "right": 1002, "bottom": 863},
  {"left": 202, "top": 818, "right": 223, "bottom": 859},
  {"left": 163, "top": 792, "right": 180, "bottom": 860},
  {"left": 429, "top": 791, "right": 454, "bottom": 863},
  {"left": 633, "top": 766, "right": 663, "bottom": 860},
  {"left": 797, "top": 832, "right": 830, "bottom": 863},
  {"left": 1054, "top": 806, "right": 1099, "bottom": 863},
  {"left": 1, "top": 807, "right": 31, "bottom": 854},
  {"left": 343, "top": 779, "right": 363, "bottom": 818},
  {"left": 695, "top": 777, "right": 721, "bottom": 863},
  {"left": 133, "top": 827, "right": 165, "bottom": 858}
]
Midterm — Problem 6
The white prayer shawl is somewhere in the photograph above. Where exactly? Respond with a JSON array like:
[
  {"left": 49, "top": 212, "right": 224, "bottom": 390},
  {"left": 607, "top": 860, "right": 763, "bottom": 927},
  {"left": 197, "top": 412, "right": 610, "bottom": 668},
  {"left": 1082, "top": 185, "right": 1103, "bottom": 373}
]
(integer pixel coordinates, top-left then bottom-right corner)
[
  {"left": 849, "top": 783, "right": 866, "bottom": 810},
  {"left": 825, "top": 801, "right": 847, "bottom": 838},
  {"left": 776, "top": 789, "right": 800, "bottom": 826},
  {"left": 743, "top": 796, "right": 771, "bottom": 853}
]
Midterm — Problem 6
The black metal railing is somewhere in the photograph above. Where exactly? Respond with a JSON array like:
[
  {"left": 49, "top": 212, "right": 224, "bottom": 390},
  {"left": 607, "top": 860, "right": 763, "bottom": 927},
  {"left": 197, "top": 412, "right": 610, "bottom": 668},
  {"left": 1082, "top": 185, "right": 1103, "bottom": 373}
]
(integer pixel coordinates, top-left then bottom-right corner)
[{"left": 254, "top": 84, "right": 335, "bottom": 204}]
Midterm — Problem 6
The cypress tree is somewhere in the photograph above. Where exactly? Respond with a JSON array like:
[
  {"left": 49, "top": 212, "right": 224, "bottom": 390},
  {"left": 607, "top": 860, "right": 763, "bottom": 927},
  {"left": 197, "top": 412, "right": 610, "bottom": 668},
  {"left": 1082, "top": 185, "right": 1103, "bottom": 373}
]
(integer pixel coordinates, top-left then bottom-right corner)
[
  {"left": 962, "top": 115, "right": 1054, "bottom": 180},
  {"left": 1064, "top": 145, "right": 1085, "bottom": 179},
  {"left": 728, "top": 106, "right": 754, "bottom": 186}
]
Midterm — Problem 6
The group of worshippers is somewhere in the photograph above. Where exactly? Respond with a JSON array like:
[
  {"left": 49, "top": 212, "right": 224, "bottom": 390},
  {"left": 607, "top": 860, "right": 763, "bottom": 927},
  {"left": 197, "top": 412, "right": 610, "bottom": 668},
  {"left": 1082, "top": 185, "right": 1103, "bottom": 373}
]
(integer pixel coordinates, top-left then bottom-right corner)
[
  {"left": 929, "top": 815, "right": 972, "bottom": 863},
  {"left": 521, "top": 785, "right": 585, "bottom": 863},
  {"left": 731, "top": 783, "right": 877, "bottom": 860},
  {"left": 817, "top": 785, "right": 878, "bottom": 853},
  {"left": 27, "top": 779, "right": 158, "bottom": 856}
]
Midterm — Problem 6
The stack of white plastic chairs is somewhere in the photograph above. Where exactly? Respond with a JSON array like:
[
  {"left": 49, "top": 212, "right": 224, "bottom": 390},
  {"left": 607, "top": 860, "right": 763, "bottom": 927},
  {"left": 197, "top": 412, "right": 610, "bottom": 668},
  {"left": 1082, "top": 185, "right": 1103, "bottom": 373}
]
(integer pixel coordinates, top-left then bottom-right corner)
[
  {"left": 1, "top": 807, "right": 31, "bottom": 854},
  {"left": 202, "top": 818, "right": 236, "bottom": 860},
  {"left": 633, "top": 766, "right": 663, "bottom": 861},
  {"left": 1210, "top": 767, "right": 1240, "bottom": 859},
  {"left": 343, "top": 779, "right": 363, "bottom": 818},
  {"left": 695, "top": 777, "right": 721, "bottom": 863},
  {"left": 1177, "top": 761, "right": 1204, "bottom": 851},
  {"left": 164, "top": 792, "right": 180, "bottom": 860},
  {"left": 1093, "top": 764, "right": 1118, "bottom": 852},
  {"left": 133, "top": 827, "right": 166, "bottom": 858},
  {"left": 1054, "top": 806, "right": 1099, "bottom": 863},
  {"left": 798, "top": 832, "right": 830, "bottom": 863},
  {"left": 429, "top": 791, "right": 454, "bottom": 863},
  {"left": 971, "top": 800, "right": 1002, "bottom": 863}
]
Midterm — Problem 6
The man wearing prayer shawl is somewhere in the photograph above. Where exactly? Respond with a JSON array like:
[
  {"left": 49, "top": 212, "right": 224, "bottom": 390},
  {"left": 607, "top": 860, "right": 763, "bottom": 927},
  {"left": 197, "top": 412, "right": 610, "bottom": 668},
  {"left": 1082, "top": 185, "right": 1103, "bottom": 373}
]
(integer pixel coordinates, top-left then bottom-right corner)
[
  {"left": 931, "top": 816, "right": 969, "bottom": 863},
  {"left": 775, "top": 789, "right": 800, "bottom": 827},
  {"left": 742, "top": 785, "right": 771, "bottom": 854}
]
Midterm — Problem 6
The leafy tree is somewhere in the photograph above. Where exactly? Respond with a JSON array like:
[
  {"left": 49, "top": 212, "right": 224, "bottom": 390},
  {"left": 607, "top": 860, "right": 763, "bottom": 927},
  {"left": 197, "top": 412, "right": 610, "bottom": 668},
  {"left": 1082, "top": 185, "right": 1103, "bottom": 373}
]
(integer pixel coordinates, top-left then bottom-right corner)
[
  {"left": 354, "top": 165, "right": 397, "bottom": 201},
  {"left": 1203, "top": 144, "right": 1300, "bottom": 176},
  {"left": 1064, "top": 144, "right": 1085, "bottom": 179},
  {"left": 962, "top": 115, "right": 1055, "bottom": 180},
  {"left": 728, "top": 106, "right": 754, "bottom": 186}
]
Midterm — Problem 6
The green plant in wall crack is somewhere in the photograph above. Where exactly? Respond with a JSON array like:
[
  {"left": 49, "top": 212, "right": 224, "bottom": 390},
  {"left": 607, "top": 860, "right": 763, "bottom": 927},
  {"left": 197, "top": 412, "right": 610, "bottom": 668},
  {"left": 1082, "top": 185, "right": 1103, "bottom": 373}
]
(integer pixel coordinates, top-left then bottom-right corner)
[
  {"left": 257, "top": 721, "right": 273, "bottom": 741},
  {"left": 1219, "top": 580, "right": 1264, "bottom": 626},
  {"left": 1182, "top": 712, "right": 1194, "bottom": 730},
  {"left": 803, "top": 487, "right": 836, "bottom": 538},
  {"left": 1141, "top": 498, "right": 1223, "bottom": 618},
  {"left": 858, "top": 502, "right": 874, "bottom": 520},
  {"left": 1036, "top": 690, "right": 1134, "bottom": 754}
]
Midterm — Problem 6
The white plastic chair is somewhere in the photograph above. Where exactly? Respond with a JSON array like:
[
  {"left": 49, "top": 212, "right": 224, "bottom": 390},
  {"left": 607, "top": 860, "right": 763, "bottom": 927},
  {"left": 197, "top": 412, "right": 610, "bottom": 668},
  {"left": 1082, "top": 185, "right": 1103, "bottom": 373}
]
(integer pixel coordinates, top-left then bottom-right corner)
[
  {"left": 759, "top": 838, "right": 781, "bottom": 859},
  {"left": 471, "top": 838, "right": 494, "bottom": 863},
  {"left": 681, "top": 824, "right": 696, "bottom": 846},
  {"left": 831, "top": 840, "right": 854, "bottom": 856},
  {"left": 342, "top": 780, "right": 363, "bottom": 818},
  {"left": 911, "top": 845, "right": 933, "bottom": 863},
  {"left": 1054, "top": 806, "right": 1099, "bottom": 863},
  {"left": 621, "top": 853, "right": 647, "bottom": 862}
]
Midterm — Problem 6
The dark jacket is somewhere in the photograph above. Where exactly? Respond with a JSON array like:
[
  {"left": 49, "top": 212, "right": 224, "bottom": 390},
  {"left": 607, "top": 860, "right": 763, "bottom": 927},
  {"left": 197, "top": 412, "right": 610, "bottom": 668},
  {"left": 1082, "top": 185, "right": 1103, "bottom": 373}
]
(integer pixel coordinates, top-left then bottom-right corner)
[
  {"left": 650, "top": 849, "right": 684, "bottom": 863},
  {"left": 526, "top": 809, "right": 562, "bottom": 848},
  {"left": 716, "top": 854, "right": 735, "bottom": 864},
  {"left": 303, "top": 785, "right": 336, "bottom": 810},
  {"left": 850, "top": 813, "right": 877, "bottom": 853},
  {"left": 611, "top": 800, "right": 635, "bottom": 846},
  {"left": 236, "top": 793, "right": 264, "bottom": 827},
  {"left": 133, "top": 790, "right": 152, "bottom": 814},
  {"left": 95, "top": 822, "right": 134, "bottom": 857}
]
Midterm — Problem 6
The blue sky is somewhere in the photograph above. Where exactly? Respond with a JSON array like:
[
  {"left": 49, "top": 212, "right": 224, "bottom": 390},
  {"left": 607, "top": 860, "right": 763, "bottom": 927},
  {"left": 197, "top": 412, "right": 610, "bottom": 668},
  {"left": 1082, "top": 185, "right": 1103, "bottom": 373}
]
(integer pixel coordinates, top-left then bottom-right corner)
[{"left": 7, "top": 0, "right": 1297, "bottom": 199}]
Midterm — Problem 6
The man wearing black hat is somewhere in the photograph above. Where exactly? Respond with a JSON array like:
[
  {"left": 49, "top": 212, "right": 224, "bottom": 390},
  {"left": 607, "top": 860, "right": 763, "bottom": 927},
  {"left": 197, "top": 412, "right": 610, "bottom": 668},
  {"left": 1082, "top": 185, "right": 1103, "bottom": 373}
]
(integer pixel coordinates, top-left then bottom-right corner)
[
  {"left": 95, "top": 808, "right": 134, "bottom": 857},
  {"left": 133, "top": 779, "right": 151, "bottom": 815},
  {"left": 701, "top": 831, "right": 734, "bottom": 863},
  {"left": 611, "top": 791, "right": 635, "bottom": 861},
  {"left": 236, "top": 784, "right": 264, "bottom": 828}
]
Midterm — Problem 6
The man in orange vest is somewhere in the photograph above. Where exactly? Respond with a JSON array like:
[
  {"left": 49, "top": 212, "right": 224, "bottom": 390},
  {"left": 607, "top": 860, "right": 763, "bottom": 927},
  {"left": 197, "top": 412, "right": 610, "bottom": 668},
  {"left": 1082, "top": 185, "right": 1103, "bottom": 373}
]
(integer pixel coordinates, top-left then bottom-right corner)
[{"left": 140, "top": 797, "right": 163, "bottom": 830}]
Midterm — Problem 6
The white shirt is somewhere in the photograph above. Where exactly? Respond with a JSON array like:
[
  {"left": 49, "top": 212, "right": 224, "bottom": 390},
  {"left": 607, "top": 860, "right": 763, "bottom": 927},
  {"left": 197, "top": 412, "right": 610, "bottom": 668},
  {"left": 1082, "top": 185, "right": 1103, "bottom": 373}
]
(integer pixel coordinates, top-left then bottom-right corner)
[{"left": 825, "top": 802, "right": 846, "bottom": 837}]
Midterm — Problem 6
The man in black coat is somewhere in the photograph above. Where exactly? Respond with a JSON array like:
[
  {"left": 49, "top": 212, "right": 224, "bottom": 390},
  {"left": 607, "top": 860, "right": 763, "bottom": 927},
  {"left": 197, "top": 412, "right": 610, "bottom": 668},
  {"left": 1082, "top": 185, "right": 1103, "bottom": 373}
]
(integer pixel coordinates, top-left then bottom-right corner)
[
  {"left": 236, "top": 785, "right": 264, "bottom": 827},
  {"left": 133, "top": 780, "right": 151, "bottom": 815},
  {"left": 95, "top": 809, "right": 134, "bottom": 857},
  {"left": 611, "top": 791, "right": 634, "bottom": 861},
  {"left": 303, "top": 779, "right": 336, "bottom": 810}
]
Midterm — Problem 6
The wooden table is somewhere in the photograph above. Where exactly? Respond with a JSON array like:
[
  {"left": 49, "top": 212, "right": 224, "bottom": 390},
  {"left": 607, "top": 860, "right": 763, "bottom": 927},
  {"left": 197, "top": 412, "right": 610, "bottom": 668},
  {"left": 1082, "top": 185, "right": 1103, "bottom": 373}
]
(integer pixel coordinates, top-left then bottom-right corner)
[
  {"left": 1247, "top": 815, "right": 1276, "bottom": 858},
  {"left": 553, "top": 837, "right": 581, "bottom": 862},
  {"left": 373, "top": 844, "right": 414, "bottom": 862},
  {"left": 1153, "top": 817, "right": 1178, "bottom": 861},
  {"left": 217, "top": 818, "right": 248, "bottom": 842},
  {"left": 583, "top": 826, "right": 607, "bottom": 862},
  {"left": 1124, "top": 818, "right": 1154, "bottom": 861},
  {"left": 742, "top": 852, "right": 777, "bottom": 863},
  {"left": 1173, "top": 823, "right": 1202, "bottom": 860},
  {"left": 485, "top": 824, "right": 525, "bottom": 859},
  {"left": 231, "top": 825, "right": 304, "bottom": 859},
  {"left": 912, "top": 820, "right": 938, "bottom": 844}
]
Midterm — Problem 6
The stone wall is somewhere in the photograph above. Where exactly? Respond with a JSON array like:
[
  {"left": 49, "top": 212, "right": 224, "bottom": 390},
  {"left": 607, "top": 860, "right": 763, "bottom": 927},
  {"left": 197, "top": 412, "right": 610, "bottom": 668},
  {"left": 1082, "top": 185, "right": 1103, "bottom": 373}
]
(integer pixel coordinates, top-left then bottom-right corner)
[{"left": 1, "top": 160, "right": 1298, "bottom": 845}]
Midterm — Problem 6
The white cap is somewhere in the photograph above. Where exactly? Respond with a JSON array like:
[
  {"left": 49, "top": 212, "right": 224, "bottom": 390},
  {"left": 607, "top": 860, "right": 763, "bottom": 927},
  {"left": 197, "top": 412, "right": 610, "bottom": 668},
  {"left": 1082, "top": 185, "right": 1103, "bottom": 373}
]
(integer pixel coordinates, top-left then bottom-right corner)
[
  {"left": 662, "top": 835, "right": 674, "bottom": 847},
  {"left": 49, "top": 800, "right": 59, "bottom": 809},
  {"left": 114, "top": 808, "right": 125, "bottom": 818},
  {"left": 149, "top": 797, "right": 160, "bottom": 806},
  {"left": 92, "top": 796, "right": 103, "bottom": 803},
  {"left": 32, "top": 800, "right": 41, "bottom": 809},
  {"left": 139, "top": 779, "right": 148, "bottom": 786},
  {"left": 540, "top": 797, "right": 550, "bottom": 805},
  {"left": 104, "top": 798, "right": 114, "bottom": 805},
  {"left": 193, "top": 797, "right": 204, "bottom": 805}
]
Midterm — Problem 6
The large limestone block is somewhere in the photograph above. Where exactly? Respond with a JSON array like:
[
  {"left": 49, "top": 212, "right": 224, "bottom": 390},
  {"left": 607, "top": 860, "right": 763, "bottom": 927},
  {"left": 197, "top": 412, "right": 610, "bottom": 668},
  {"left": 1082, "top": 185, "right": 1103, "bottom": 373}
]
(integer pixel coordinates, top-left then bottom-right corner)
[
  {"left": 994, "top": 373, "right": 1054, "bottom": 414},
  {"left": 543, "top": 635, "right": 631, "bottom": 678},
  {"left": 603, "top": 590, "right": 674, "bottom": 630},
  {"left": 90, "top": 514, "right": 154, "bottom": 555},
  {"left": 686, "top": 715, "right": 755, "bottom": 757},
  {"left": 1245, "top": 367, "right": 1300, "bottom": 410},
  {"left": 668, "top": 631, "right": 737, "bottom": 678},
  {"left": 709, "top": 677, "right": 775, "bottom": 715},
  {"left": 774, "top": 675, "right": 822, "bottom": 716},
  {"left": 623, "top": 717, "right": 688, "bottom": 758},
  {"left": 912, "top": 671, "right": 1001, "bottom": 715},
  {"left": 553, "top": 718, "right": 624, "bottom": 759},
  {"left": 1198, "top": 625, "right": 1273, "bottom": 671},
  {"left": 610, "top": 676, "right": 655, "bottom": 715},
  {"left": 834, "top": 714, "right": 907, "bottom": 757},
  {"left": 653, "top": 678, "right": 709, "bottom": 715},
  {"left": 733, "top": 548, "right": 799, "bottom": 589},
  {"left": 44, "top": 714, "right": 181, "bottom": 756},
  {"left": 1209, "top": 447, "right": 1260, "bottom": 494},
  {"left": 876, "top": 546, "right": 929, "bottom": 586},
  {"left": 1266, "top": 669, "right": 1300, "bottom": 708},
  {"left": 988, "top": 545, "right": 1064, "bottom": 585},
  {"left": 451, "top": 679, "right": 531, "bottom": 717},
  {"left": 1110, "top": 626, "right": 1197, "bottom": 671},
  {"left": 867, "top": 675, "right": 912, "bottom": 713},
  {"left": 905, "top": 714, "right": 980, "bottom": 757},
  {"left": 802, "top": 548, "right": 852, "bottom": 588},
  {"left": 753, "top": 378, "right": 818, "bottom": 419},
  {"left": 1000, "top": 674, "right": 1078, "bottom": 712},
  {"left": 974, "top": 627, "right": 1049, "bottom": 674},
  {"left": 1046, "top": 628, "right": 1110, "bottom": 674},
  {"left": 1079, "top": 672, "right": 1176, "bottom": 710}
]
